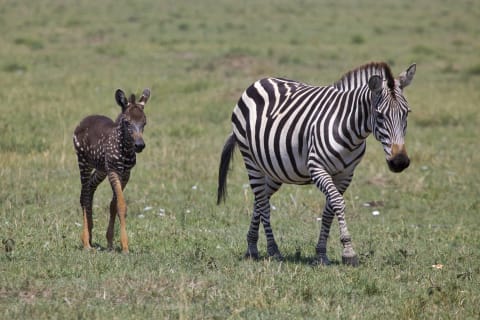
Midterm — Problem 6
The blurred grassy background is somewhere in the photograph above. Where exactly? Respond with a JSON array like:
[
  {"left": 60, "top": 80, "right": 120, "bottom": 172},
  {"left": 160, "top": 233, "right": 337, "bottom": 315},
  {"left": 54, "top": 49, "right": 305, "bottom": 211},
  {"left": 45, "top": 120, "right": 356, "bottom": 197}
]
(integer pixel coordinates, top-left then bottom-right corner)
[{"left": 0, "top": 0, "right": 479, "bottom": 318}]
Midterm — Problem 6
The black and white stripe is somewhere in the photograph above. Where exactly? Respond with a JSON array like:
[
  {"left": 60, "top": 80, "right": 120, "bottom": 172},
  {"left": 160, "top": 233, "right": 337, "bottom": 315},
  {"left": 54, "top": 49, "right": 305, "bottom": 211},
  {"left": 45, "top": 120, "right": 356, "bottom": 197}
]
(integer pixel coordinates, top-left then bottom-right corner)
[{"left": 218, "top": 62, "right": 416, "bottom": 265}]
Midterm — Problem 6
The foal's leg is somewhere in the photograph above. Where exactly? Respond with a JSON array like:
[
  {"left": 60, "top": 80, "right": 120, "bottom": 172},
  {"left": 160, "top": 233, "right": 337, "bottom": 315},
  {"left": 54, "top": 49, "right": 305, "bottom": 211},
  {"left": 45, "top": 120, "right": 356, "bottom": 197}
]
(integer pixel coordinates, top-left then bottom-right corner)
[
  {"left": 108, "top": 171, "right": 129, "bottom": 253},
  {"left": 78, "top": 164, "right": 106, "bottom": 249},
  {"left": 106, "top": 172, "right": 130, "bottom": 250}
]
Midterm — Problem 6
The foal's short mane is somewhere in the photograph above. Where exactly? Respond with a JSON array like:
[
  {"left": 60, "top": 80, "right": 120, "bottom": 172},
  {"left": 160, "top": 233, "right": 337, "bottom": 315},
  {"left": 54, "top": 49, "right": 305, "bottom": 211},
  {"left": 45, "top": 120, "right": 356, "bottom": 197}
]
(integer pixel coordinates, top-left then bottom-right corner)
[{"left": 334, "top": 62, "right": 395, "bottom": 91}]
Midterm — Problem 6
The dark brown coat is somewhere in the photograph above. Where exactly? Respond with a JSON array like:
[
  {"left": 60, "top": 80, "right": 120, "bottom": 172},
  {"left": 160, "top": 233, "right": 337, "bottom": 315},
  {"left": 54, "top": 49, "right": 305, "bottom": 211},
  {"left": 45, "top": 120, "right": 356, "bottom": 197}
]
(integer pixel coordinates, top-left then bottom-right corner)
[{"left": 73, "top": 88, "right": 150, "bottom": 252}]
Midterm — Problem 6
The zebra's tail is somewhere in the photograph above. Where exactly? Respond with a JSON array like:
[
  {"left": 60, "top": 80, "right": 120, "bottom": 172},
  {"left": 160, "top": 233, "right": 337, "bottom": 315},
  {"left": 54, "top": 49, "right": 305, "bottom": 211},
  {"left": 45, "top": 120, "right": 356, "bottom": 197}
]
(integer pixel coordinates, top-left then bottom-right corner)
[{"left": 217, "top": 133, "right": 236, "bottom": 205}]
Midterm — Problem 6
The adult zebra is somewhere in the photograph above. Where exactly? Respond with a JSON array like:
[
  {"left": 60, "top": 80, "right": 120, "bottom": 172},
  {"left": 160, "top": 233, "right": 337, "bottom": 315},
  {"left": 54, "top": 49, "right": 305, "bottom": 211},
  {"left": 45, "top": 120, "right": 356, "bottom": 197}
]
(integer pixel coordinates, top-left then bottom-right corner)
[{"left": 217, "top": 62, "right": 416, "bottom": 266}]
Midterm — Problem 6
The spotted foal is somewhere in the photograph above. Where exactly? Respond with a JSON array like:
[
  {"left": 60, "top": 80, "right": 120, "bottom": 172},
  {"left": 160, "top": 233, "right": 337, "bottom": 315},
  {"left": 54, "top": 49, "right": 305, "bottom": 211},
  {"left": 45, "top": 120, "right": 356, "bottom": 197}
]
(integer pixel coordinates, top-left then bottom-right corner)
[{"left": 73, "top": 88, "right": 150, "bottom": 253}]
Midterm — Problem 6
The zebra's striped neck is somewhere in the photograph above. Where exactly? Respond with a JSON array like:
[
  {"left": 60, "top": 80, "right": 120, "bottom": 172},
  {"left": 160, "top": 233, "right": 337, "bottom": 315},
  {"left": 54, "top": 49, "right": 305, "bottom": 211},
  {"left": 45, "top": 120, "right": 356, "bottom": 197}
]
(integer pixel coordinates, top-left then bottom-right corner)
[
  {"left": 333, "top": 62, "right": 395, "bottom": 92},
  {"left": 329, "top": 84, "right": 375, "bottom": 146}
]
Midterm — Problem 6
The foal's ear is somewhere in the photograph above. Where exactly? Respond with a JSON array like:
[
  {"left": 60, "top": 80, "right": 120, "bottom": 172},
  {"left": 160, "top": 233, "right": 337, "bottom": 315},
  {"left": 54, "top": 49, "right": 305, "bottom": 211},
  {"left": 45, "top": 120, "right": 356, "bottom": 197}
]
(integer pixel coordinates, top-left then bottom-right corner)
[
  {"left": 138, "top": 88, "right": 151, "bottom": 108},
  {"left": 115, "top": 89, "right": 128, "bottom": 111}
]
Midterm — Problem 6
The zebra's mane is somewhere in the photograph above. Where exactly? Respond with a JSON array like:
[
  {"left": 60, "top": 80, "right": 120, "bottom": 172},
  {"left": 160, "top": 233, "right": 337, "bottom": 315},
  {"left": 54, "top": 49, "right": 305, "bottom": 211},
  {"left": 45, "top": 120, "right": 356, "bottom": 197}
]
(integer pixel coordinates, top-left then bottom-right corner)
[{"left": 333, "top": 62, "right": 395, "bottom": 92}]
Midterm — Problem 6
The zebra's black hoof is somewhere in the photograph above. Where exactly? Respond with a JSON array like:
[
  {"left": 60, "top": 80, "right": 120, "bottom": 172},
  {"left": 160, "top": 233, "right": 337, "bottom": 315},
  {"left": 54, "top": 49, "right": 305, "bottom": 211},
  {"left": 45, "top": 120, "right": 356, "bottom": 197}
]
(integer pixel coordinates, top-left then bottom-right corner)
[
  {"left": 342, "top": 255, "right": 359, "bottom": 267},
  {"left": 313, "top": 255, "right": 331, "bottom": 266},
  {"left": 244, "top": 250, "right": 260, "bottom": 260},
  {"left": 269, "top": 252, "right": 284, "bottom": 261}
]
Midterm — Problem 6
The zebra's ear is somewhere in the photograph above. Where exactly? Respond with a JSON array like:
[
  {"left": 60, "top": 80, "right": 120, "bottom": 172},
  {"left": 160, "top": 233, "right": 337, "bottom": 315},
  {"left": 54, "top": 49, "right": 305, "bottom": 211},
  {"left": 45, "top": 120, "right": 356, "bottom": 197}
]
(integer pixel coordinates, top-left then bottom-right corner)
[
  {"left": 115, "top": 89, "right": 128, "bottom": 111},
  {"left": 398, "top": 63, "right": 416, "bottom": 89},
  {"left": 138, "top": 88, "right": 151, "bottom": 108},
  {"left": 368, "top": 75, "right": 383, "bottom": 94}
]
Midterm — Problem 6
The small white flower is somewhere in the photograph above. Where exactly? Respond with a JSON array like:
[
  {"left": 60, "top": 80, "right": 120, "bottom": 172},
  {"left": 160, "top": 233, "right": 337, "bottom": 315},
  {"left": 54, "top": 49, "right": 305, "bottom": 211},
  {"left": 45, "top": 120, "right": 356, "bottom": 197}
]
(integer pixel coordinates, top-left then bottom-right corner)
[
  {"left": 138, "top": 214, "right": 145, "bottom": 219},
  {"left": 271, "top": 205, "right": 277, "bottom": 210},
  {"left": 143, "top": 206, "right": 153, "bottom": 211},
  {"left": 316, "top": 217, "right": 322, "bottom": 221},
  {"left": 191, "top": 185, "right": 197, "bottom": 190},
  {"left": 186, "top": 209, "right": 191, "bottom": 214},
  {"left": 75, "top": 222, "right": 82, "bottom": 227},
  {"left": 372, "top": 210, "right": 380, "bottom": 216}
]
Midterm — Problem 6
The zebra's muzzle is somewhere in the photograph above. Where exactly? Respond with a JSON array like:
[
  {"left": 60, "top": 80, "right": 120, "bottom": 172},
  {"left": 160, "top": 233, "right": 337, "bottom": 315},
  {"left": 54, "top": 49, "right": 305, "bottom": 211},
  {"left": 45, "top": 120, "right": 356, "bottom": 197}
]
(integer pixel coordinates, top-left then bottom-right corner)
[
  {"left": 387, "top": 153, "right": 410, "bottom": 172},
  {"left": 387, "top": 143, "right": 410, "bottom": 173}
]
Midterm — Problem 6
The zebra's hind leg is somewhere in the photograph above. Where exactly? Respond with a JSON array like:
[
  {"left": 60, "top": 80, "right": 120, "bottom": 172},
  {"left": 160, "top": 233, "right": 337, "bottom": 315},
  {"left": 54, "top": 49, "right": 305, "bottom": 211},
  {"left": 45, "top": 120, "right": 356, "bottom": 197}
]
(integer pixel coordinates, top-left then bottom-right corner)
[
  {"left": 245, "top": 174, "right": 283, "bottom": 260},
  {"left": 245, "top": 207, "right": 260, "bottom": 260},
  {"left": 247, "top": 197, "right": 283, "bottom": 260},
  {"left": 262, "top": 178, "right": 283, "bottom": 260}
]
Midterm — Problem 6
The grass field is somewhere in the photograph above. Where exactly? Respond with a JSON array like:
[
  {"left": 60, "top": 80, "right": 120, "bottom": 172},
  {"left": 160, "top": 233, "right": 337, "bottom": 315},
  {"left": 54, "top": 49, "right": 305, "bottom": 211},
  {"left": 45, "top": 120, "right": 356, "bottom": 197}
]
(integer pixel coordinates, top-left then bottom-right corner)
[{"left": 1, "top": 0, "right": 479, "bottom": 318}]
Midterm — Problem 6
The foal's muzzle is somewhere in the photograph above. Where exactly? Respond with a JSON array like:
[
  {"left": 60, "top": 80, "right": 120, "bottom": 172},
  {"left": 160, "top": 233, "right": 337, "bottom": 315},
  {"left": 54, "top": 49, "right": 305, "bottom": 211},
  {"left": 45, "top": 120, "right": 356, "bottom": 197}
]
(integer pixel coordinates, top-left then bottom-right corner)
[{"left": 135, "top": 141, "right": 145, "bottom": 153}]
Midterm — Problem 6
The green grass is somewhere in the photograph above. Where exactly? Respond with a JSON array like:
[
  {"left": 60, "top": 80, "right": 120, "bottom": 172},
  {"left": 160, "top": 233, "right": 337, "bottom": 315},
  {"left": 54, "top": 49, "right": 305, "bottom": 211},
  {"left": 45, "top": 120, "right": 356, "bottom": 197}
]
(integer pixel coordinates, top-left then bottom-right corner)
[{"left": 1, "top": 0, "right": 480, "bottom": 318}]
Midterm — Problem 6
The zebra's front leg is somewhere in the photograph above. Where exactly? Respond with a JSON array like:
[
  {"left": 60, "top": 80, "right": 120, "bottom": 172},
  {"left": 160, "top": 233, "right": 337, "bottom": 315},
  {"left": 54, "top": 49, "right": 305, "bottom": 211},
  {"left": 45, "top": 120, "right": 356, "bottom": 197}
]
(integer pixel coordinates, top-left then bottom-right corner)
[
  {"left": 337, "top": 205, "right": 358, "bottom": 266},
  {"left": 315, "top": 202, "right": 335, "bottom": 265},
  {"left": 309, "top": 165, "right": 358, "bottom": 266}
]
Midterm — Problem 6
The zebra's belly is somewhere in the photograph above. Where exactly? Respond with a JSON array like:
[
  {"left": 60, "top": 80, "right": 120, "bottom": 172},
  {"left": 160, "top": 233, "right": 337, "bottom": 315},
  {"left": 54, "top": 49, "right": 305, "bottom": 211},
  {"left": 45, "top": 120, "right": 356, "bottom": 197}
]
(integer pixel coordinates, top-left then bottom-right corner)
[{"left": 242, "top": 135, "right": 312, "bottom": 184}]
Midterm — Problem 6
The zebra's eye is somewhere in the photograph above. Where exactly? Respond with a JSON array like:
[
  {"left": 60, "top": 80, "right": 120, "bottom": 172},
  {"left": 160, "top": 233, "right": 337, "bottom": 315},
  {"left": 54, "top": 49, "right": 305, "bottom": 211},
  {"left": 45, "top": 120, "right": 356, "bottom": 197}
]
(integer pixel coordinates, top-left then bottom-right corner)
[{"left": 376, "top": 112, "right": 385, "bottom": 122}]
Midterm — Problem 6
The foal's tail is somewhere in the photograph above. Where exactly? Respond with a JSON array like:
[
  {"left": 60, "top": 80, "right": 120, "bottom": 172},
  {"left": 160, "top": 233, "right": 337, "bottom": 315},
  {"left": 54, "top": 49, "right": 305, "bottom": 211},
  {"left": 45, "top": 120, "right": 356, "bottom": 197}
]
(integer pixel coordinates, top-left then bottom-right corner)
[{"left": 217, "top": 133, "right": 237, "bottom": 205}]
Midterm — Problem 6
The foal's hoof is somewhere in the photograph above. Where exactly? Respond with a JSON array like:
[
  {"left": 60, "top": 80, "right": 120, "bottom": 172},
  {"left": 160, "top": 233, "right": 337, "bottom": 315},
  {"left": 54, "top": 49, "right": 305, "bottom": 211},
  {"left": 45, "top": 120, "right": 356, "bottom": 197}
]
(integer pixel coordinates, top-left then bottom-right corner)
[
  {"left": 82, "top": 243, "right": 94, "bottom": 251},
  {"left": 342, "top": 255, "right": 359, "bottom": 267}
]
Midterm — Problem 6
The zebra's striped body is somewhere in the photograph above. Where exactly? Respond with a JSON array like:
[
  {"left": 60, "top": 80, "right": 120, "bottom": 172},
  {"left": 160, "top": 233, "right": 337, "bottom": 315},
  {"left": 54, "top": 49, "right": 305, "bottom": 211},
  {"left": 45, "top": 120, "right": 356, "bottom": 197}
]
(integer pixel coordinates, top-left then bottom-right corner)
[{"left": 218, "top": 62, "right": 416, "bottom": 265}]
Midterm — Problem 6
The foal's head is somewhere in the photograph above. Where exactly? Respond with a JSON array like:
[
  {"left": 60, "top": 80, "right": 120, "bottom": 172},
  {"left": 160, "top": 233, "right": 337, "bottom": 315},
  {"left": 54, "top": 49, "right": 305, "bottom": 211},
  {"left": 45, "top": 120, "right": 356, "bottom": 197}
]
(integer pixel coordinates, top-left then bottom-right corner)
[{"left": 115, "top": 88, "right": 150, "bottom": 153}]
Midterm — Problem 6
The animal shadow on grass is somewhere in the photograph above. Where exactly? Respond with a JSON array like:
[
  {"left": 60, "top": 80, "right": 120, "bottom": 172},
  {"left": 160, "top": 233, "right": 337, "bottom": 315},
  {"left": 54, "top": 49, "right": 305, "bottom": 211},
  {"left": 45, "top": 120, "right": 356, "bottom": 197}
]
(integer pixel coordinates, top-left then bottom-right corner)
[
  {"left": 283, "top": 253, "right": 341, "bottom": 267},
  {"left": 239, "top": 250, "right": 342, "bottom": 267},
  {"left": 77, "top": 243, "right": 126, "bottom": 254}
]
